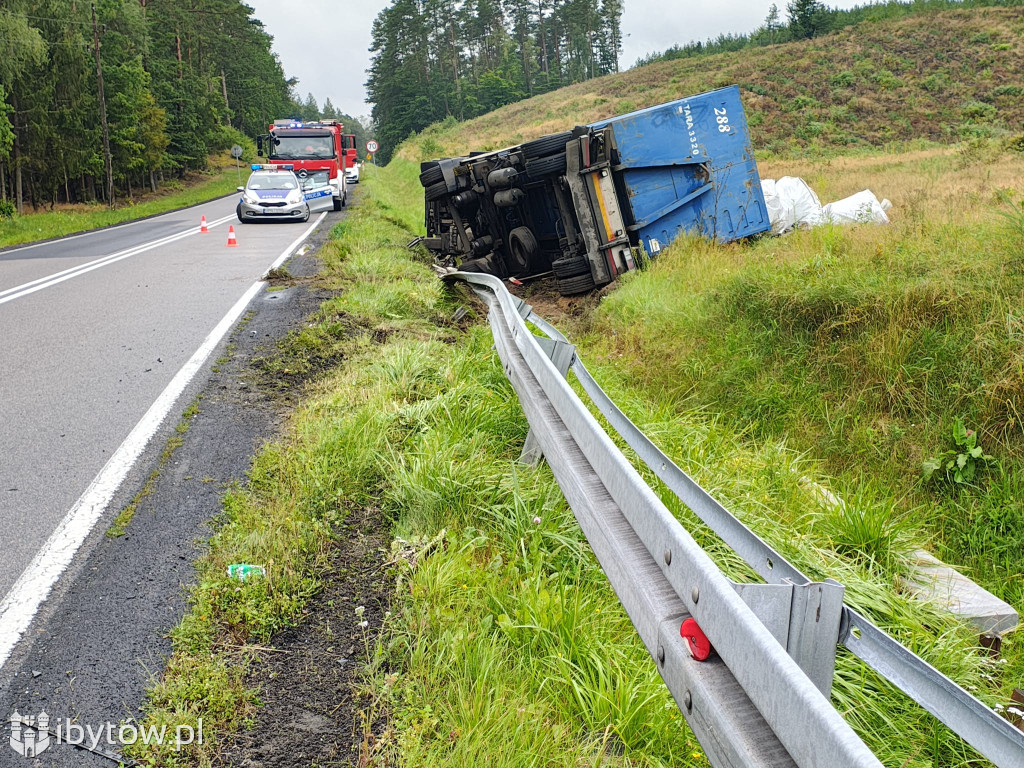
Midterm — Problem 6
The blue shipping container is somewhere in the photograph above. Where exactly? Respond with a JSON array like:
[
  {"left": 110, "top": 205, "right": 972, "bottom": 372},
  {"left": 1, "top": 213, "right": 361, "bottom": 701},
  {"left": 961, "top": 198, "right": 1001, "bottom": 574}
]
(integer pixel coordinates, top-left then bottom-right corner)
[{"left": 591, "top": 85, "right": 769, "bottom": 252}]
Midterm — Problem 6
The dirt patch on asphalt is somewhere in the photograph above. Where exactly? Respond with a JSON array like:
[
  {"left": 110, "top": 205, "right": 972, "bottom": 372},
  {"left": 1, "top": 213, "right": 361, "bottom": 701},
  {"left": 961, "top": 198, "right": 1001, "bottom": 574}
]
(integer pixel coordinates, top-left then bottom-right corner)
[{"left": 214, "top": 504, "right": 393, "bottom": 768}]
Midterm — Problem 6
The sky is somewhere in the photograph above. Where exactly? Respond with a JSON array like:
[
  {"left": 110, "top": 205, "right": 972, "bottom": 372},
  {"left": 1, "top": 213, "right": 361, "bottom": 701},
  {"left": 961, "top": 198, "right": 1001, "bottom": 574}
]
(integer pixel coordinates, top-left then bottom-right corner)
[{"left": 246, "top": 0, "right": 868, "bottom": 122}]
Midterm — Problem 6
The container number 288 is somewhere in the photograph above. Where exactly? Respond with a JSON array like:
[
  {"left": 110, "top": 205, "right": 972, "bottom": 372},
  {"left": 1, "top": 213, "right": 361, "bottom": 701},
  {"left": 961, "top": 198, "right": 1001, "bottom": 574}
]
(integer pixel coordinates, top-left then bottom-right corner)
[{"left": 715, "top": 107, "right": 731, "bottom": 133}]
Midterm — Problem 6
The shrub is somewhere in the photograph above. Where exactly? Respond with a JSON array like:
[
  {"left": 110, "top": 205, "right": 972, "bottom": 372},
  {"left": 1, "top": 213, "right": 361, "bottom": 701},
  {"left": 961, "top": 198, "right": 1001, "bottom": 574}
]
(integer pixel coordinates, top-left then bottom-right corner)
[
  {"left": 0, "top": 199, "right": 15, "bottom": 219},
  {"left": 961, "top": 100, "right": 997, "bottom": 123},
  {"left": 830, "top": 70, "right": 856, "bottom": 88}
]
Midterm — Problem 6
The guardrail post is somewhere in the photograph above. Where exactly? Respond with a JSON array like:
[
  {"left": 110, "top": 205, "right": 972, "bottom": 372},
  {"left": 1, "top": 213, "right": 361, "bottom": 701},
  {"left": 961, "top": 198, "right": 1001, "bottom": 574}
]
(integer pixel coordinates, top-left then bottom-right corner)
[{"left": 732, "top": 580, "right": 845, "bottom": 697}]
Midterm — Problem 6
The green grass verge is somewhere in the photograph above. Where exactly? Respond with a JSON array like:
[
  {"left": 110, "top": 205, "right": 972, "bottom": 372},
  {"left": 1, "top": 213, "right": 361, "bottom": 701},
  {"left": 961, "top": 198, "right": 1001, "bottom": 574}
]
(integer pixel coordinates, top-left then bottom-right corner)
[
  {"left": 581, "top": 150, "right": 1024, "bottom": 704},
  {"left": 131, "top": 151, "right": 1015, "bottom": 768},
  {"left": 0, "top": 162, "right": 244, "bottom": 249}
]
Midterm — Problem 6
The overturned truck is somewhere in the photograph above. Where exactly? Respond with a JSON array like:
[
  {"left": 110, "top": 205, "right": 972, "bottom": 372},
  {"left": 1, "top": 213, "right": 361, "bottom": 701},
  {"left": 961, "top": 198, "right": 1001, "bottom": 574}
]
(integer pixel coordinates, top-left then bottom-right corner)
[{"left": 418, "top": 85, "right": 772, "bottom": 296}]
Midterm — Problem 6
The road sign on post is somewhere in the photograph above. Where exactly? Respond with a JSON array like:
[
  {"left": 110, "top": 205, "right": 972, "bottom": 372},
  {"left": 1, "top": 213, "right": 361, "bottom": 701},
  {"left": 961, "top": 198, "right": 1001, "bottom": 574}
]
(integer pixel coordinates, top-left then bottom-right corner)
[
  {"left": 230, "top": 144, "right": 243, "bottom": 184},
  {"left": 366, "top": 140, "right": 379, "bottom": 176}
]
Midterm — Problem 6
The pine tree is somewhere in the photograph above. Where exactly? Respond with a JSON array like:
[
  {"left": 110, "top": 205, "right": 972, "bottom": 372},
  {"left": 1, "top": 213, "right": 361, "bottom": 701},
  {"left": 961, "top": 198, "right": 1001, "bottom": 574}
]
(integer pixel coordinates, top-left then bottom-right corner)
[
  {"left": 787, "top": 0, "right": 829, "bottom": 40},
  {"left": 766, "top": 3, "right": 781, "bottom": 45}
]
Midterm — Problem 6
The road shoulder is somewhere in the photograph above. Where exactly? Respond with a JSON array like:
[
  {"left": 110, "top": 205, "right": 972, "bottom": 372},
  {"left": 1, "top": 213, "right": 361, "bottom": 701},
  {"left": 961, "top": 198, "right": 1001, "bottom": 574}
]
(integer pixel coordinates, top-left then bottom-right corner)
[{"left": 0, "top": 230, "right": 335, "bottom": 768}]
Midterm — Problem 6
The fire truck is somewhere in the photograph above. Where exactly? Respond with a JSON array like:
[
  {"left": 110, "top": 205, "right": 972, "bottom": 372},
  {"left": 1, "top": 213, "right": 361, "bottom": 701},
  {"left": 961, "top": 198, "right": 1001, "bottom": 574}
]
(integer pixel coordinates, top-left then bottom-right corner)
[{"left": 256, "top": 119, "right": 357, "bottom": 211}]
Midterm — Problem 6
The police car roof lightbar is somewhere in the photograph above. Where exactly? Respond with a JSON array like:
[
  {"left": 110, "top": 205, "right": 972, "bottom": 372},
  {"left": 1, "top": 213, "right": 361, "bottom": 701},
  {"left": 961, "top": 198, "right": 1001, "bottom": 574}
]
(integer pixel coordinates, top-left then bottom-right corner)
[{"left": 250, "top": 164, "right": 294, "bottom": 171}]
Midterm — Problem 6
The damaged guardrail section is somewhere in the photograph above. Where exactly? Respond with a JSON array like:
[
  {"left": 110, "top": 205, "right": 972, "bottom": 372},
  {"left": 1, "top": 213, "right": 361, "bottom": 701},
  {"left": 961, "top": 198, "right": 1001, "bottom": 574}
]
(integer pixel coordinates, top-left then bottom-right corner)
[{"left": 443, "top": 271, "right": 1024, "bottom": 768}]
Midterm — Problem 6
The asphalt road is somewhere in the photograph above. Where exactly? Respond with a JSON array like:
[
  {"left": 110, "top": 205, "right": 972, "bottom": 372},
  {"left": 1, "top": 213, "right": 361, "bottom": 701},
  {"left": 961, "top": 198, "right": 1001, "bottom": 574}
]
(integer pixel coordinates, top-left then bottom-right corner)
[{"left": 0, "top": 196, "right": 331, "bottom": 652}]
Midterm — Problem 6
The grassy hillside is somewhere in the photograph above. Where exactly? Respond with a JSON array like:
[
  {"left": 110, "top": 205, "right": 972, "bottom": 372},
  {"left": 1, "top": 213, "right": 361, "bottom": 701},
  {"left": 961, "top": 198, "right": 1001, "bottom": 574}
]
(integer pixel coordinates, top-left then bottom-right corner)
[{"left": 403, "top": 7, "right": 1024, "bottom": 159}]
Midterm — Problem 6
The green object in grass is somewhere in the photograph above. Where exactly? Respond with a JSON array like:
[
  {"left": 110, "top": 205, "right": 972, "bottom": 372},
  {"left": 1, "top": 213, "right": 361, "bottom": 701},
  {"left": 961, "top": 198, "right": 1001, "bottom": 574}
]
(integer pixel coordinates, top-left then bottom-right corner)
[
  {"left": 226, "top": 564, "right": 266, "bottom": 580},
  {"left": 922, "top": 418, "right": 996, "bottom": 486}
]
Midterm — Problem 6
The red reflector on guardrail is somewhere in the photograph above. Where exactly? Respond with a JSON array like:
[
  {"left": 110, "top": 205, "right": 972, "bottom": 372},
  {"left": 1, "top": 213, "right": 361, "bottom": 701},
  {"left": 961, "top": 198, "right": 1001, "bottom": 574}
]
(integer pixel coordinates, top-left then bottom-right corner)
[{"left": 682, "top": 618, "right": 713, "bottom": 661}]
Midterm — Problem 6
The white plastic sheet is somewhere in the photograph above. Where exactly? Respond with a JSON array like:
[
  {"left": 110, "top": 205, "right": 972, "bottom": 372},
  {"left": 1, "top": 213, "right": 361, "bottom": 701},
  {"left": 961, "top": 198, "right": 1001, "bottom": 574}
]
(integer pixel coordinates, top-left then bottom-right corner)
[
  {"left": 823, "top": 190, "right": 892, "bottom": 225},
  {"left": 761, "top": 176, "right": 891, "bottom": 233}
]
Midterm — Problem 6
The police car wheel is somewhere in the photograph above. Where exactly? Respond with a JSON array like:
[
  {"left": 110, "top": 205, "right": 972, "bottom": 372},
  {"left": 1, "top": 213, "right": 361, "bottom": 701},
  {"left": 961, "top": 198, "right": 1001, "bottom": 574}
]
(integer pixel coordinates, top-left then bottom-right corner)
[{"left": 236, "top": 204, "right": 246, "bottom": 223}]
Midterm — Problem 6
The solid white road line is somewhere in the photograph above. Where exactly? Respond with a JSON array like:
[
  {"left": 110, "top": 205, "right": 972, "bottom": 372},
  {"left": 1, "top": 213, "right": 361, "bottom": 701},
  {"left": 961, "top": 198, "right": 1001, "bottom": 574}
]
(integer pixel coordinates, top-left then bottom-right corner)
[
  {"left": 263, "top": 212, "right": 327, "bottom": 276},
  {"left": 0, "top": 215, "right": 326, "bottom": 671},
  {"left": 0, "top": 214, "right": 237, "bottom": 305}
]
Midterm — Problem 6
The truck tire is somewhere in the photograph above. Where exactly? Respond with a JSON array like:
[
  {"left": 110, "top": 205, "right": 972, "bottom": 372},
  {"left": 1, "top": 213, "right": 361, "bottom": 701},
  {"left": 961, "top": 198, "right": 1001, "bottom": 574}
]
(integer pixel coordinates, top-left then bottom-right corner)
[
  {"left": 333, "top": 197, "right": 342, "bottom": 211},
  {"left": 551, "top": 254, "right": 590, "bottom": 279},
  {"left": 557, "top": 272, "right": 597, "bottom": 296},
  {"left": 522, "top": 131, "right": 572, "bottom": 159},
  {"left": 424, "top": 180, "right": 449, "bottom": 201},
  {"left": 525, "top": 153, "right": 567, "bottom": 180},
  {"left": 419, "top": 165, "right": 444, "bottom": 187},
  {"left": 507, "top": 227, "right": 538, "bottom": 275}
]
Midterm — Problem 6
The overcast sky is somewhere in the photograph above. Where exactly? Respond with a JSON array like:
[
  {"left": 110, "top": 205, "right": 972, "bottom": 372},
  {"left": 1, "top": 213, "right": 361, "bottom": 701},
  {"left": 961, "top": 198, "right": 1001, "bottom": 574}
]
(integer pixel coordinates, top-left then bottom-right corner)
[{"left": 246, "top": 0, "right": 868, "bottom": 122}]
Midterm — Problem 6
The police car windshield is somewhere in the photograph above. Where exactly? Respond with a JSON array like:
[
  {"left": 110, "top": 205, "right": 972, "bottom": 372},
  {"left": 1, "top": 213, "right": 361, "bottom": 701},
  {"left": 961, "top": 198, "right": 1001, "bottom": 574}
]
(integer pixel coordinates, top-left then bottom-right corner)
[
  {"left": 270, "top": 135, "right": 335, "bottom": 159},
  {"left": 247, "top": 173, "right": 297, "bottom": 190}
]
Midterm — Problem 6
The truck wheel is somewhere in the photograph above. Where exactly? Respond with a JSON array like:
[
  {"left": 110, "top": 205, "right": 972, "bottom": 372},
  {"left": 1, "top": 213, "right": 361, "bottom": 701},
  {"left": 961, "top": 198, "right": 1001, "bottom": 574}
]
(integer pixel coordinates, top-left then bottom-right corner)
[
  {"left": 424, "top": 180, "right": 449, "bottom": 201},
  {"left": 556, "top": 272, "right": 597, "bottom": 296},
  {"left": 525, "top": 153, "right": 567, "bottom": 180},
  {"left": 507, "top": 227, "right": 539, "bottom": 275},
  {"left": 551, "top": 254, "right": 590, "bottom": 279},
  {"left": 419, "top": 164, "right": 444, "bottom": 187},
  {"left": 522, "top": 131, "right": 572, "bottom": 159},
  {"left": 333, "top": 197, "right": 342, "bottom": 211},
  {"left": 342, "top": 192, "right": 347, "bottom": 208}
]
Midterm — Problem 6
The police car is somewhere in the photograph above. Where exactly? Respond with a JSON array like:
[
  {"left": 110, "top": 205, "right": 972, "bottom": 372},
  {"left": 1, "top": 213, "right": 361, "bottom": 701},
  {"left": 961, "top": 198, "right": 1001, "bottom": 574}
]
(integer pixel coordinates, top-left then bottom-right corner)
[{"left": 236, "top": 165, "right": 334, "bottom": 223}]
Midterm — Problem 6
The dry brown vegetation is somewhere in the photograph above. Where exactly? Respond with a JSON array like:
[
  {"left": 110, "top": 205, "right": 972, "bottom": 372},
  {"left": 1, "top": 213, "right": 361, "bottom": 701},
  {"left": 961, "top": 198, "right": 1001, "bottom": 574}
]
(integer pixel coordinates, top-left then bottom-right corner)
[{"left": 402, "top": 8, "right": 1024, "bottom": 160}]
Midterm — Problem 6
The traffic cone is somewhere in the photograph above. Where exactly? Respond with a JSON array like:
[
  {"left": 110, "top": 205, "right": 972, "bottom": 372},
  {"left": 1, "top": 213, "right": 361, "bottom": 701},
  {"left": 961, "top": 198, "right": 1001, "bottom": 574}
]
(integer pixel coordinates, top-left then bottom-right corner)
[
  {"left": 226, "top": 225, "right": 238, "bottom": 247},
  {"left": 200, "top": 215, "right": 208, "bottom": 233}
]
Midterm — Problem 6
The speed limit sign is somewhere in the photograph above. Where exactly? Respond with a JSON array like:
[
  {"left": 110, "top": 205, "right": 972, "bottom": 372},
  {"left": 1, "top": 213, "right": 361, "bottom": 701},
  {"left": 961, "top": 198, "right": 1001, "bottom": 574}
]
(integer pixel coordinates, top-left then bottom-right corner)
[{"left": 366, "top": 140, "right": 379, "bottom": 154}]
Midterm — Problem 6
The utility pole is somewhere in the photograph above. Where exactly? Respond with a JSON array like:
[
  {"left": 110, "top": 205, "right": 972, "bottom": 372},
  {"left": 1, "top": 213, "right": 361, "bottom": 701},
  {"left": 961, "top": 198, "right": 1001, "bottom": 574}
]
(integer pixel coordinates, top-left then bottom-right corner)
[{"left": 92, "top": 3, "right": 114, "bottom": 207}]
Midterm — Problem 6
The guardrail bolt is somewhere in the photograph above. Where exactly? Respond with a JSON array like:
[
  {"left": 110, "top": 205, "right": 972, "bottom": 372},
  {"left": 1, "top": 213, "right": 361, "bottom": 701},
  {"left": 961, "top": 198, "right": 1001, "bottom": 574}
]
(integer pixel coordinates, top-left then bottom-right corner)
[
  {"left": 657, "top": 645, "right": 665, "bottom": 666},
  {"left": 684, "top": 690, "right": 692, "bottom": 711},
  {"left": 691, "top": 586, "right": 699, "bottom": 604},
  {"left": 664, "top": 549, "right": 672, "bottom": 565}
]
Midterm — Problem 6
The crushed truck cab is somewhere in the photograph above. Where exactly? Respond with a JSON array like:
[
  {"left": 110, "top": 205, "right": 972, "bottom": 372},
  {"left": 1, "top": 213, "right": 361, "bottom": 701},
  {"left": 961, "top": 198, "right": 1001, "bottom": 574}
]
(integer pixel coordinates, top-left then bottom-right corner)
[{"left": 419, "top": 86, "right": 770, "bottom": 295}]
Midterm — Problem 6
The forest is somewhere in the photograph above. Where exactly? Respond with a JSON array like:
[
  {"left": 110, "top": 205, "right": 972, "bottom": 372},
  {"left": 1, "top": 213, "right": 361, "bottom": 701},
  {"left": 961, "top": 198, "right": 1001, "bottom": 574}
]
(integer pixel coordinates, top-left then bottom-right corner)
[
  {"left": 367, "top": 0, "right": 623, "bottom": 162},
  {"left": 0, "top": 0, "right": 361, "bottom": 214}
]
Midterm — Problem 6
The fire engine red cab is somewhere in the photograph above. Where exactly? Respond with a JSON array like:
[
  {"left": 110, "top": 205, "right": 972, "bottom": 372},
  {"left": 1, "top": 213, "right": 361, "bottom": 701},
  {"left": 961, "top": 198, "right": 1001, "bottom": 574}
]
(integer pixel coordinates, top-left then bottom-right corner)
[{"left": 257, "top": 119, "right": 357, "bottom": 211}]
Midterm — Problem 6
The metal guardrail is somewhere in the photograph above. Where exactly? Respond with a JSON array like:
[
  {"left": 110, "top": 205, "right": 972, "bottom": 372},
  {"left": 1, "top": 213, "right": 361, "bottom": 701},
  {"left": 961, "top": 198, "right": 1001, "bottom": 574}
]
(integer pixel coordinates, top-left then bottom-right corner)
[{"left": 443, "top": 271, "right": 1024, "bottom": 768}]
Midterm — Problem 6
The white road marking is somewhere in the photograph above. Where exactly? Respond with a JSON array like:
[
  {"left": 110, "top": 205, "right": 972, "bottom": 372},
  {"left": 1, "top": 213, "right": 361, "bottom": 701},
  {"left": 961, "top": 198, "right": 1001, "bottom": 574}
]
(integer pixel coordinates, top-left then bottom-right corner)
[
  {"left": 263, "top": 212, "right": 327, "bottom": 276},
  {"left": 0, "top": 214, "right": 237, "bottom": 305},
  {"left": 0, "top": 214, "right": 327, "bottom": 671}
]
